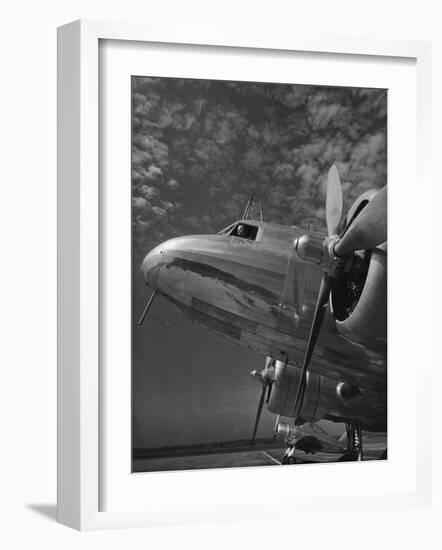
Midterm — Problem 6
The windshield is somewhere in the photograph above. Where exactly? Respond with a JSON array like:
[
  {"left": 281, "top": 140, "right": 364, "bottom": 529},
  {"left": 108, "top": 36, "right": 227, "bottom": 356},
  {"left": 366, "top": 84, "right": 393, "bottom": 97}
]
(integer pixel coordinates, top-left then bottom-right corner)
[{"left": 218, "top": 222, "right": 260, "bottom": 241}]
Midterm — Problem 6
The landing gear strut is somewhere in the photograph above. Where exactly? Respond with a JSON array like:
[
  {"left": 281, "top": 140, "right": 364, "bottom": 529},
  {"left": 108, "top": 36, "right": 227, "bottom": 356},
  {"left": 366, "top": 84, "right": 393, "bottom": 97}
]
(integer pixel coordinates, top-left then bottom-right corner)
[
  {"left": 282, "top": 441, "right": 297, "bottom": 464},
  {"left": 275, "top": 420, "right": 298, "bottom": 464},
  {"left": 339, "top": 423, "right": 364, "bottom": 461}
]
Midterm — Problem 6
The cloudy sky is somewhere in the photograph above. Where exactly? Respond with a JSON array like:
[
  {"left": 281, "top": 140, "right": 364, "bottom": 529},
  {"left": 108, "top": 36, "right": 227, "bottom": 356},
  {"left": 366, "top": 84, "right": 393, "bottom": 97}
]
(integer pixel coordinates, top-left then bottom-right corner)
[{"left": 131, "top": 76, "right": 387, "bottom": 450}]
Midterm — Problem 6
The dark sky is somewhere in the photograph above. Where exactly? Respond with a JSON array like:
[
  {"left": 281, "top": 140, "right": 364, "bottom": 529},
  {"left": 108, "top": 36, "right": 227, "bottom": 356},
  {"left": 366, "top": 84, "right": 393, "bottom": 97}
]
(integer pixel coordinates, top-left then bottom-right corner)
[{"left": 131, "top": 77, "right": 387, "bottom": 449}]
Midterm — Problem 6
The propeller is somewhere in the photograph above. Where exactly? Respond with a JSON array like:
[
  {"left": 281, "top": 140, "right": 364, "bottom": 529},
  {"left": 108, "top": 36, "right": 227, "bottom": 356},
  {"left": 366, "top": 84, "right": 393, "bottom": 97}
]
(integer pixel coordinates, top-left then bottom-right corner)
[
  {"left": 250, "top": 357, "right": 275, "bottom": 447},
  {"left": 251, "top": 385, "right": 267, "bottom": 447},
  {"left": 292, "top": 166, "right": 344, "bottom": 416},
  {"left": 293, "top": 275, "right": 334, "bottom": 416},
  {"left": 334, "top": 185, "right": 387, "bottom": 256},
  {"left": 292, "top": 165, "right": 387, "bottom": 418}
]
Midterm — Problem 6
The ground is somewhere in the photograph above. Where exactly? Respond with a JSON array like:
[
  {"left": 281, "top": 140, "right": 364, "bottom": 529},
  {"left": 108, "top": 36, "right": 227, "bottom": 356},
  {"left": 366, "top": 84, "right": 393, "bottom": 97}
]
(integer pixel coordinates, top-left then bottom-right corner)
[{"left": 132, "top": 435, "right": 386, "bottom": 472}]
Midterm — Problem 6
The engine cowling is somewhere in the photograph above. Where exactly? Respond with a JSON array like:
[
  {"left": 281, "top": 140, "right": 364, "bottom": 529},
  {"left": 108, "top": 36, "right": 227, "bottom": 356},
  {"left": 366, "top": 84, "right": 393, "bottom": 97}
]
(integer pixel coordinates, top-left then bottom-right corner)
[
  {"left": 330, "top": 191, "right": 387, "bottom": 350},
  {"left": 267, "top": 360, "right": 327, "bottom": 422},
  {"left": 265, "top": 360, "right": 386, "bottom": 429}
]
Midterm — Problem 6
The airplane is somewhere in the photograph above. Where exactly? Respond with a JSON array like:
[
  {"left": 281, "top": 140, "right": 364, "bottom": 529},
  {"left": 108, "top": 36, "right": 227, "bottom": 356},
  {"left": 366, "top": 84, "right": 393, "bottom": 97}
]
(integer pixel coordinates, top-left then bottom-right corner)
[{"left": 137, "top": 164, "right": 387, "bottom": 463}]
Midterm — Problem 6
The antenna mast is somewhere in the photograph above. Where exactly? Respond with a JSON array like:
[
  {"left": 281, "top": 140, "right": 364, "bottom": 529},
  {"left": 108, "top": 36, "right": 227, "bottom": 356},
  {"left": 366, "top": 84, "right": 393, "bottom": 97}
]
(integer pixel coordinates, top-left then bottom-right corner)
[{"left": 242, "top": 193, "right": 254, "bottom": 219}]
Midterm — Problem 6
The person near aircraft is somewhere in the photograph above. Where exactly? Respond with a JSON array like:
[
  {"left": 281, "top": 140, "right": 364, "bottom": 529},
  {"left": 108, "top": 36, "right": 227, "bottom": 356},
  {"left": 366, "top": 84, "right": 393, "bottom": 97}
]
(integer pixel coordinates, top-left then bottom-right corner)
[{"left": 236, "top": 224, "right": 246, "bottom": 237}]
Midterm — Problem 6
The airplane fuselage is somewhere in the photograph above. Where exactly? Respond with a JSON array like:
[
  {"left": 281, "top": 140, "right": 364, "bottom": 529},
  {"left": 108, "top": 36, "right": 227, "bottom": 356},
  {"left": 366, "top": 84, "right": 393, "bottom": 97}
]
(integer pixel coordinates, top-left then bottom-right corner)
[{"left": 141, "top": 220, "right": 387, "bottom": 430}]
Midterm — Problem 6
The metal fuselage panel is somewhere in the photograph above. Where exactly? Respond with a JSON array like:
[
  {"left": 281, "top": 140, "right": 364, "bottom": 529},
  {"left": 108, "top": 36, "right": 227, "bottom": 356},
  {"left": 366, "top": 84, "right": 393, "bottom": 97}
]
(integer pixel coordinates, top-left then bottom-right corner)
[{"left": 146, "top": 222, "right": 386, "bottom": 392}]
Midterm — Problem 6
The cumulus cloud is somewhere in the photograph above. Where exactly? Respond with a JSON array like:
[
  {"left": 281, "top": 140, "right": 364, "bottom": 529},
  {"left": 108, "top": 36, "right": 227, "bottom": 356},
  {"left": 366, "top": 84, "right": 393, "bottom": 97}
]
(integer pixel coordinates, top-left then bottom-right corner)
[
  {"left": 131, "top": 77, "right": 387, "bottom": 292},
  {"left": 132, "top": 196, "right": 149, "bottom": 209},
  {"left": 166, "top": 178, "right": 180, "bottom": 190}
]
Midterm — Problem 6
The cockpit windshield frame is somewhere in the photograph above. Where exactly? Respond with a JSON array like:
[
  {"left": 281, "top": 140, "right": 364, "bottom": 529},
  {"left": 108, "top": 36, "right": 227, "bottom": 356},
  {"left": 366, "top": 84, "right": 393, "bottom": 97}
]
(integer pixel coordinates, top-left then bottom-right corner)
[
  {"left": 218, "top": 221, "right": 262, "bottom": 242},
  {"left": 217, "top": 223, "right": 235, "bottom": 235}
]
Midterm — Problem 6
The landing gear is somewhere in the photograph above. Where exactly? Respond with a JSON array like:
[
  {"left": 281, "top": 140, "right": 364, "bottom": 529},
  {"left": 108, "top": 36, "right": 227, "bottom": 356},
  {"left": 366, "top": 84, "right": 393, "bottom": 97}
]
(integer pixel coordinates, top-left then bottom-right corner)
[
  {"left": 282, "top": 442, "right": 297, "bottom": 464},
  {"left": 338, "top": 423, "right": 364, "bottom": 461},
  {"left": 275, "top": 421, "right": 298, "bottom": 465}
]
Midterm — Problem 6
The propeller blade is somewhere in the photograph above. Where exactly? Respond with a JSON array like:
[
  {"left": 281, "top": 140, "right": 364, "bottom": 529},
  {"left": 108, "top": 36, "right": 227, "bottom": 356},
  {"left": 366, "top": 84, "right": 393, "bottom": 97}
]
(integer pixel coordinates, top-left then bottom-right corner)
[
  {"left": 251, "top": 385, "right": 267, "bottom": 447},
  {"left": 334, "top": 186, "right": 387, "bottom": 256},
  {"left": 136, "top": 291, "right": 157, "bottom": 326},
  {"left": 293, "top": 276, "right": 334, "bottom": 417},
  {"left": 326, "top": 165, "right": 343, "bottom": 237},
  {"left": 266, "top": 380, "right": 274, "bottom": 404}
]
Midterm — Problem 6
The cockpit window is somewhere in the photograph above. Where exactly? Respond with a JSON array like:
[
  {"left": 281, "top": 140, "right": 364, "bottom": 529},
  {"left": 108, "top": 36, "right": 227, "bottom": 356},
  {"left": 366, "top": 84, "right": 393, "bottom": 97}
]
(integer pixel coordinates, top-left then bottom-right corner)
[{"left": 230, "top": 223, "right": 259, "bottom": 240}]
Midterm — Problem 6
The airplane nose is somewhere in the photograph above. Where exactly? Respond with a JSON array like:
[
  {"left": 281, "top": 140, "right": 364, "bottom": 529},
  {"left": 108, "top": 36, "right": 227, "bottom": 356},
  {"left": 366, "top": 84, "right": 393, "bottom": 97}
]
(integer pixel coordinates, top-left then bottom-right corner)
[{"left": 141, "top": 244, "right": 164, "bottom": 290}]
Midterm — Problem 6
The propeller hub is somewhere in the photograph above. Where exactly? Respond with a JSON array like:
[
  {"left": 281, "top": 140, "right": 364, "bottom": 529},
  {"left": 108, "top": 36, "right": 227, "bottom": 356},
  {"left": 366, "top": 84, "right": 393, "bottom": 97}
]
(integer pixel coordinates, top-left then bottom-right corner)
[
  {"left": 250, "top": 367, "right": 275, "bottom": 385},
  {"left": 294, "top": 234, "right": 344, "bottom": 278},
  {"left": 294, "top": 233, "right": 324, "bottom": 265},
  {"left": 250, "top": 370, "right": 264, "bottom": 383}
]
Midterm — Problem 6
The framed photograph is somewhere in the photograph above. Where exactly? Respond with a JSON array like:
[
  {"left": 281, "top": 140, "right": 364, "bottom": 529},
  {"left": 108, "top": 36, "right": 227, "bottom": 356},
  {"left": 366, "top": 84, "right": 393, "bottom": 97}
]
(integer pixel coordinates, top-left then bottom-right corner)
[{"left": 57, "top": 19, "right": 432, "bottom": 530}]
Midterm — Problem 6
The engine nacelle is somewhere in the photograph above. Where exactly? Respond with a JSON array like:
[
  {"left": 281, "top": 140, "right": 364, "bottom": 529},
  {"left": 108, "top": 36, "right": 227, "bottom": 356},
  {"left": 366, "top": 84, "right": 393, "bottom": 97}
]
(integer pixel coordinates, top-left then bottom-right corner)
[
  {"left": 344, "top": 189, "right": 378, "bottom": 228},
  {"left": 330, "top": 190, "right": 387, "bottom": 350},
  {"left": 331, "top": 247, "right": 386, "bottom": 349},
  {"left": 265, "top": 360, "right": 386, "bottom": 430},
  {"left": 267, "top": 360, "right": 327, "bottom": 422}
]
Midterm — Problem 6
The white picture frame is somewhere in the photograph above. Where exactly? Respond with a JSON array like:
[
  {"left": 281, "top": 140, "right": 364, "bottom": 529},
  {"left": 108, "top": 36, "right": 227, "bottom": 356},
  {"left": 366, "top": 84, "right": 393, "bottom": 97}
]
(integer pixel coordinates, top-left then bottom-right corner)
[{"left": 57, "top": 19, "right": 432, "bottom": 531}]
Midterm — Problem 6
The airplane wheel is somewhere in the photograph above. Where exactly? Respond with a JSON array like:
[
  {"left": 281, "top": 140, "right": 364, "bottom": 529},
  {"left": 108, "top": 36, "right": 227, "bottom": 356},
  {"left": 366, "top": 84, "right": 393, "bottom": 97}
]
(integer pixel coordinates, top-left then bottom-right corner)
[{"left": 342, "top": 423, "right": 363, "bottom": 461}]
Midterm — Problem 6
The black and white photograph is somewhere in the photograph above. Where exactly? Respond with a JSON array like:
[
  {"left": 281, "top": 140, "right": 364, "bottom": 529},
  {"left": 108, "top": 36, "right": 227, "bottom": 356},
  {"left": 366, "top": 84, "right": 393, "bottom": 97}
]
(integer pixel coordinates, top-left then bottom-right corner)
[
  {"left": 4, "top": 0, "right": 439, "bottom": 543},
  {"left": 131, "top": 76, "right": 387, "bottom": 473}
]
